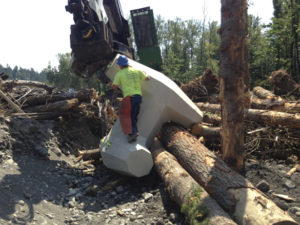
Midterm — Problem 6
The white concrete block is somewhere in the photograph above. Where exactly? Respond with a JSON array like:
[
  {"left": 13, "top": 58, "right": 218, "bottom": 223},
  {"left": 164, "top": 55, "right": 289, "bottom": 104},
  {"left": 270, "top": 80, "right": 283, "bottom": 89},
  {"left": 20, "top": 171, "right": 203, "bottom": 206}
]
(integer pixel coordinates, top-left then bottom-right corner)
[{"left": 100, "top": 54, "right": 203, "bottom": 177}]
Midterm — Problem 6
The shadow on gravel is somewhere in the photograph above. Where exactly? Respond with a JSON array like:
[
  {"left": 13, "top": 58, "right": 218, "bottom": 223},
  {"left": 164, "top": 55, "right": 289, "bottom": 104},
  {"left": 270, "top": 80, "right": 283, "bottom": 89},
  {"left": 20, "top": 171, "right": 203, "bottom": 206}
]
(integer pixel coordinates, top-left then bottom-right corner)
[{"left": 0, "top": 116, "right": 171, "bottom": 224}]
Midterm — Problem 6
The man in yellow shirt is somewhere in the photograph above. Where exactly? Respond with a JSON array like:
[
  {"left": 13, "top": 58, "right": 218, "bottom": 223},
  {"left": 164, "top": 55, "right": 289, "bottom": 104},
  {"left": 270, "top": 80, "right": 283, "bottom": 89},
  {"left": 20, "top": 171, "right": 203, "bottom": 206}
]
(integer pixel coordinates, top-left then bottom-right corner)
[{"left": 112, "top": 55, "right": 150, "bottom": 143}]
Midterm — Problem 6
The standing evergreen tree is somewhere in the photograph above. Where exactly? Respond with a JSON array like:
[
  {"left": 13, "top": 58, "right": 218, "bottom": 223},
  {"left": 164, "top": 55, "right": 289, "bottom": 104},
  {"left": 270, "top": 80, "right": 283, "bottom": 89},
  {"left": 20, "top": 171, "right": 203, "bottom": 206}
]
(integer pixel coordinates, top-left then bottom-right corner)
[{"left": 270, "top": 0, "right": 299, "bottom": 81}]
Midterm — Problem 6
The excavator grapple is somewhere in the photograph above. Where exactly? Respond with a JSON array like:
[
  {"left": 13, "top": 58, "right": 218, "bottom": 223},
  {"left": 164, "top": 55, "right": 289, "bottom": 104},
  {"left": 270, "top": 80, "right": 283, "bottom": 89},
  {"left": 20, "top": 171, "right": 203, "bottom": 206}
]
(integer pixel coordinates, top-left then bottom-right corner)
[{"left": 66, "top": 0, "right": 133, "bottom": 78}]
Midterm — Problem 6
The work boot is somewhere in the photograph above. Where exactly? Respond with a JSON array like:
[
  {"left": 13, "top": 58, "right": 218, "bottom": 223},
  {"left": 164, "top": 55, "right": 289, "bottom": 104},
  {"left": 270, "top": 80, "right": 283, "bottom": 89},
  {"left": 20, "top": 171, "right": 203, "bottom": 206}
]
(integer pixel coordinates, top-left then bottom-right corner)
[{"left": 127, "top": 133, "right": 139, "bottom": 143}]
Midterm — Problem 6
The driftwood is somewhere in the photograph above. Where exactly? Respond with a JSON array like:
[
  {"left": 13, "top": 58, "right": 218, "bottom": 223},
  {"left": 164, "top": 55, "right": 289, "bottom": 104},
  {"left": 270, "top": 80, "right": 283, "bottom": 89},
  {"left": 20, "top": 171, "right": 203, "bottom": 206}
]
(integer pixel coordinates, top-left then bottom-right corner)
[
  {"left": 25, "top": 98, "right": 79, "bottom": 113},
  {"left": 196, "top": 102, "right": 300, "bottom": 128},
  {"left": 191, "top": 123, "right": 220, "bottom": 138},
  {"left": 160, "top": 122, "right": 297, "bottom": 225},
  {"left": 151, "top": 139, "right": 237, "bottom": 225},
  {"left": 2, "top": 80, "right": 54, "bottom": 93}
]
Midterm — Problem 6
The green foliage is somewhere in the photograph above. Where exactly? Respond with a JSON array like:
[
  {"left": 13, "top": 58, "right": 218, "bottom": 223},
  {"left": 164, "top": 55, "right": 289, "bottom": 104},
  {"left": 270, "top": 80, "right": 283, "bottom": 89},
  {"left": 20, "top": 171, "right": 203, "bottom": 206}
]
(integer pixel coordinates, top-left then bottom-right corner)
[
  {"left": 45, "top": 53, "right": 100, "bottom": 91},
  {"left": 154, "top": 0, "right": 299, "bottom": 86},
  {"left": 268, "top": 0, "right": 300, "bottom": 81},
  {"left": 181, "top": 186, "right": 209, "bottom": 225},
  {"left": 157, "top": 17, "right": 220, "bottom": 83},
  {"left": 0, "top": 64, "right": 47, "bottom": 82}
]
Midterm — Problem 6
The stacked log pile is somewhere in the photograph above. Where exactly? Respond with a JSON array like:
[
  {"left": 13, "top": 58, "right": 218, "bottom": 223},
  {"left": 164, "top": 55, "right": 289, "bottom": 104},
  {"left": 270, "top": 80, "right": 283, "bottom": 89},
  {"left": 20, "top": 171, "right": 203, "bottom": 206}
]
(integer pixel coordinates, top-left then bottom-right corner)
[
  {"left": 0, "top": 79, "right": 116, "bottom": 134},
  {"left": 153, "top": 70, "right": 299, "bottom": 224},
  {"left": 152, "top": 122, "right": 297, "bottom": 225}
]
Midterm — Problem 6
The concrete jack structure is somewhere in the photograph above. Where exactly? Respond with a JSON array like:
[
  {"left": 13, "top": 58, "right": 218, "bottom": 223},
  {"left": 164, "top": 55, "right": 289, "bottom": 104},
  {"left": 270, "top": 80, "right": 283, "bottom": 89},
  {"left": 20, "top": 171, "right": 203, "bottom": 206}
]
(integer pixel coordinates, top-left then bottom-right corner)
[{"left": 100, "top": 54, "right": 203, "bottom": 177}]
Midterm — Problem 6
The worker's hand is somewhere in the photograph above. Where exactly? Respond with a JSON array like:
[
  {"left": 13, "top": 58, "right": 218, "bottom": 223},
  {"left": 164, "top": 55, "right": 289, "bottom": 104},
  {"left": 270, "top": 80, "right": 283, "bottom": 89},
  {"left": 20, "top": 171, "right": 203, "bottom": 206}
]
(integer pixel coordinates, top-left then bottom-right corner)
[
  {"left": 112, "top": 84, "right": 119, "bottom": 90},
  {"left": 145, "top": 75, "right": 150, "bottom": 81}
]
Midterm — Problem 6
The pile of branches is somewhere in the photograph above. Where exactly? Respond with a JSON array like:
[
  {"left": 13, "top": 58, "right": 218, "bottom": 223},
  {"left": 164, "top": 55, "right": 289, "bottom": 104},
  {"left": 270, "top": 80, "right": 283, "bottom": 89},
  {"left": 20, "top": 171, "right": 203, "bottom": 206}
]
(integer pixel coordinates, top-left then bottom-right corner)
[
  {"left": 181, "top": 69, "right": 300, "bottom": 160},
  {"left": 0, "top": 78, "right": 117, "bottom": 137},
  {"left": 180, "top": 69, "right": 219, "bottom": 102}
]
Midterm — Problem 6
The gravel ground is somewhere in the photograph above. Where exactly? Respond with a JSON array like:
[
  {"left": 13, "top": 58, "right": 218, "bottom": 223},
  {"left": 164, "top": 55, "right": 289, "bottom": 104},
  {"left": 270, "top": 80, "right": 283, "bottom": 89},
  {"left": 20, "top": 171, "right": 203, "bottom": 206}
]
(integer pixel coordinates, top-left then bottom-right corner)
[{"left": 0, "top": 116, "right": 299, "bottom": 225}]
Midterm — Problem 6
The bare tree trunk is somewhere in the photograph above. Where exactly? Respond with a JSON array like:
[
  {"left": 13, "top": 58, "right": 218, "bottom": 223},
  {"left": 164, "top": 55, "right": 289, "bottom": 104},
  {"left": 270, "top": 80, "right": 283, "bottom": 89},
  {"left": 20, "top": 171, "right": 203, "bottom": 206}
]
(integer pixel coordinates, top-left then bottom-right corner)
[
  {"left": 160, "top": 122, "right": 297, "bottom": 225},
  {"left": 219, "top": 0, "right": 249, "bottom": 171},
  {"left": 151, "top": 139, "right": 237, "bottom": 225}
]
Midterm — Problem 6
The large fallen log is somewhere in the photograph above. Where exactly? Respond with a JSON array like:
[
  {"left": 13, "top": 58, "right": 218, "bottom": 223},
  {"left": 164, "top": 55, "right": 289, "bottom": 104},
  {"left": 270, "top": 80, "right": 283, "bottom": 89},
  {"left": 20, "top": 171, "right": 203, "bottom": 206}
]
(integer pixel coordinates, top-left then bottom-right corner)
[
  {"left": 250, "top": 93, "right": 300, "bottom": 113},
  {"left": 202, "top": 114, "right": 221, "bottom": 125},
  {"left": 25, "top": 98, "right": 79, "bottom": 113},
  {"left": 253, "top": 86, "right": 284, "bottom": 101},
  {"left": 1, "top": 80, "right": 54, "bottom": 93},
  {"left": 191, "top": 123, "right": 220, "bottom": 138},
  {"left": 197, "top": 93, "right": 299, "bottom": 113},
  {"left": 151, "top": 139, "right": 237, "bottom": 225},
  {"left": 24, "top": 89, "right": 97, "bottom": 107},
  {"left": 160, "top": 122, "right": 297, "bottom": 225},
  {"left": 196, "top": 102, "right": 300, "bottom": 128}
]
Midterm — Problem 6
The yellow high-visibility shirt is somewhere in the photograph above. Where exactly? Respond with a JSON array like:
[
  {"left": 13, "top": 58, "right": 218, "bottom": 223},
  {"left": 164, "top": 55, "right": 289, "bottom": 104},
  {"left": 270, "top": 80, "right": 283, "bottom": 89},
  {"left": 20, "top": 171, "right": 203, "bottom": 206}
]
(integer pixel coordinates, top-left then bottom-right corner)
[{"left": 113, "top": 67, "right": 147, "bottom": 97}]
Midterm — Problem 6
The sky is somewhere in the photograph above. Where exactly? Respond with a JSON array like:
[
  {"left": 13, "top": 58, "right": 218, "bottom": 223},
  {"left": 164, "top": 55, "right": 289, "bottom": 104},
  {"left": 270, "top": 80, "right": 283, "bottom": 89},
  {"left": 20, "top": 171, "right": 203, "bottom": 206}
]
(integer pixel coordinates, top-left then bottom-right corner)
[{"left": 0, "top": 0, "right": 274, "bottom": 72}]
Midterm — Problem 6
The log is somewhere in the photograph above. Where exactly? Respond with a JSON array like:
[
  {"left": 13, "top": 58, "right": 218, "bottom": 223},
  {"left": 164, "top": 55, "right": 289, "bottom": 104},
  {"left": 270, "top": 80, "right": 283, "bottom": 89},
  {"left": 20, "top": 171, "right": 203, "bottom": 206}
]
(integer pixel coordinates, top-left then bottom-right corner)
[
  {"left": 2, "top": 80, "right": 54, "bottom": 93},
  {"left": 250, "top": 91, "right": 300, "bottom": 113},
  {"left": 250, "top": 95, "right": 300, "bottom": 113},
  {"left": 197, "top": 102, "right": 300, "bottom": 128},
  {"left": 268, "top": 102, "right": 300, "bottom": 113},
  {"left": 197, "top": 93, "right": 299, "bottom": 113},
  {"left": 76, "top": 149, "right": 101, "bottom": 162},
  {"left": 151, "top": 139, "right": 237, "bottom": 225},
  {"left": 202, "top": 114, "right": 221, "bottom": 125},
  {"left": 246, "top": 108, "right": 300, "bottom": 128},
  {"left": 25, "top": 98, "right": 79, "bottom": 113},
  {"left": 196, "top": 102, "right": 221, "bottom": 114},
  {"left": 10, "top": 112, "right": 64, "bottom": 120},
  {"left": 0, "top": 89, "right": 24, "bottom": 113},
  {"left": 160, "top": 122, "right": 297, "bottom": 225},
  {"left": 191, "top": 123, "right": 220, "bottom": 138},
  {"left": 253, "top": 86, "right": 284, "bottom": 101},
  {"left": 24, "top": 89, "right": 97, "bottom": 106}
]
